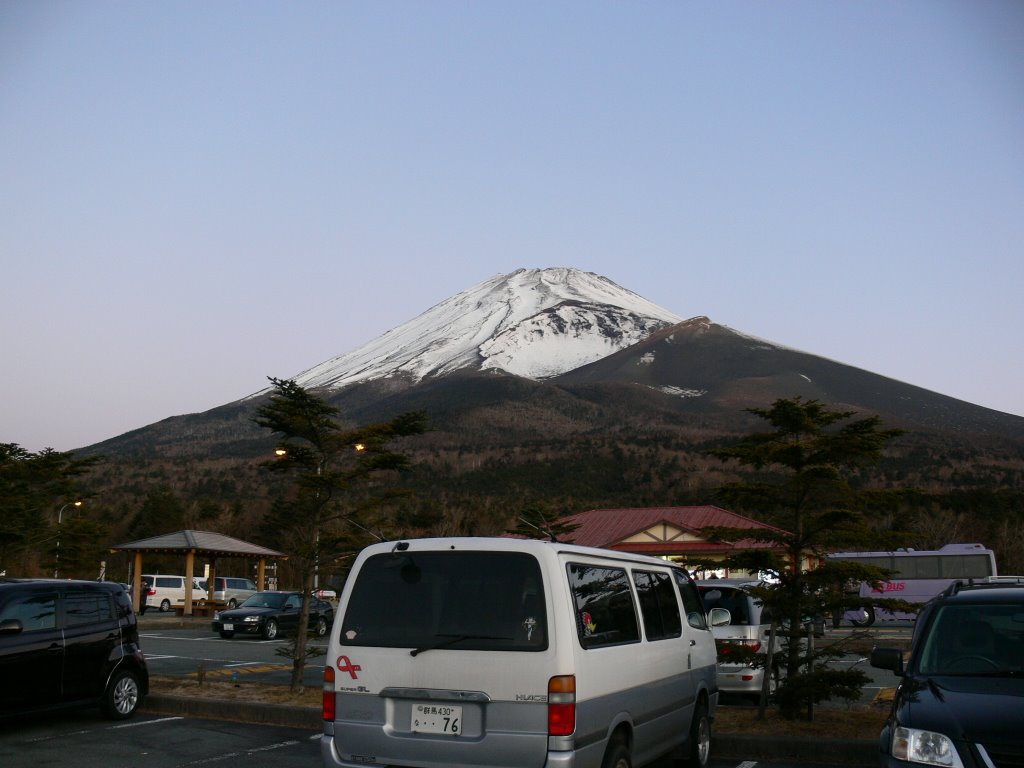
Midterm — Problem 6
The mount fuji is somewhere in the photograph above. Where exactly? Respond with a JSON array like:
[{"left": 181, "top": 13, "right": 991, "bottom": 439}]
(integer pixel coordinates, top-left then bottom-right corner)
[
  {"left": 80, "top": 265, "right": 1024, "bottom": 547},
  {"left": 281, "top": 267, "right": 684, "bottom": 392}
]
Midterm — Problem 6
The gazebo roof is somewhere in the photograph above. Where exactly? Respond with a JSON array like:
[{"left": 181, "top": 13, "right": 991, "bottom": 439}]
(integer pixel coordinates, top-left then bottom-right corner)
[{"left": 111, "top": 529, "right": 286, "bottom": 559}]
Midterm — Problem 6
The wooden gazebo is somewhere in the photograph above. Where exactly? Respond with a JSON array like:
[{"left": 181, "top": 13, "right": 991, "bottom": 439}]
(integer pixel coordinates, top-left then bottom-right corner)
[{"left": 110, "top": 529, "right": 286, "bottom": 616}]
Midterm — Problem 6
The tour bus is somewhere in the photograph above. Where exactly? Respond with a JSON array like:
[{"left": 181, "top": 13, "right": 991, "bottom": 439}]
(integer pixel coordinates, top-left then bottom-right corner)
[{"left": 827, "top": 543, "right": 998, "bottom": 626}]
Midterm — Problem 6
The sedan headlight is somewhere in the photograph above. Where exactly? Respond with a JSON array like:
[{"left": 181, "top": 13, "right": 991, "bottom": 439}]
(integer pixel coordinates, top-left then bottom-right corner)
[
  {"left": 243, "top": 615, "right": 260, "bottom": 623},
  {"left": 893, "top": 726, "right": 964, "bottom": 768}
]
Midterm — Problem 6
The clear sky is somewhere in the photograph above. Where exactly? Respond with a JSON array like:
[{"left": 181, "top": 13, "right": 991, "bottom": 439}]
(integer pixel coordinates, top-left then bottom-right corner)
[{"left": 3, "top": 1, "right": 1022, "bottom": 453}]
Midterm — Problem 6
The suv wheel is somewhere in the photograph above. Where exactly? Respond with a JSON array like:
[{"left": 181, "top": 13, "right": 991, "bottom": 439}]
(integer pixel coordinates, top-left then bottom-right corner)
[
  {"left": 160, "top": 599, "right": 171, "bottom": 612},
  {"left": 227, "top": 598, "right": 237, "bottom": 608},
  {"left": 315, "top": 616, "right": 328, "bottom": 637},
  {"left": 102, "top": 668, "right": 141, "bottom": 719}
]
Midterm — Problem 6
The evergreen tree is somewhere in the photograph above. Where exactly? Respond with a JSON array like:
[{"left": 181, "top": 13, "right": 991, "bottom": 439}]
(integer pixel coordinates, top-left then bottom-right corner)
[
  {"left": 700, "top": 398, "right": 910, "bottom": 719},
  {"left": 253, "top": 377, "right": 426, "bottom": 691},
  {"left": 0, "top": 443, "right": 99, "bottom": 575}
]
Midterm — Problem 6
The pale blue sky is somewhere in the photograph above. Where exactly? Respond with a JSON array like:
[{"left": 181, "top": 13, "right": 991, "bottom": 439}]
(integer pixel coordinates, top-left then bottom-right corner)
[{"left": 3, "top": 1, "right": 1022, "bottom": 452}]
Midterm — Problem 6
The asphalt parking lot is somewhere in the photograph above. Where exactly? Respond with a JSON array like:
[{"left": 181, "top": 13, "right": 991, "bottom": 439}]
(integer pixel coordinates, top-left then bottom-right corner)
[{"left": 131, "top": 612, "right": 905, "bottom": 765}]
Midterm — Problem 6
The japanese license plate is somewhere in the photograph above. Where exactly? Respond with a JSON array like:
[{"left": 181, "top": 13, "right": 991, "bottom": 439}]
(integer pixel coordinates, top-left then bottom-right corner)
[
  {"left": 411, "top": 703, "right": 462, "bottom": 735},
  {"left": 222, "top": 623, "right": 234, "bottom": 631}
]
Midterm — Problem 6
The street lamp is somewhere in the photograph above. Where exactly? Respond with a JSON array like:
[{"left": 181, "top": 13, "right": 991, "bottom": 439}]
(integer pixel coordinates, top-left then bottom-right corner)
[{"left": 54, "top": 500, "right": 83, "bottom": 578}]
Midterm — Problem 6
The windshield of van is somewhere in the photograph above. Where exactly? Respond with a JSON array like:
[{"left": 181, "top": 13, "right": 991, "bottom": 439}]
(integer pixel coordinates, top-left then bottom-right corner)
[{"left": 340, "top": 551, "right": 547, "bottom": 652}]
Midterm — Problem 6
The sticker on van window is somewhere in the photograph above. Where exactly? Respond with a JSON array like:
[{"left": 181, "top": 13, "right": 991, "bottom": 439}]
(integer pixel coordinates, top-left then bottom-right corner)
[
  {"left": 582, "top": 611, "right": 596, "bottom": 635},
  {"left": 523, "top": 616, "right": 537, "bottom": 641}
]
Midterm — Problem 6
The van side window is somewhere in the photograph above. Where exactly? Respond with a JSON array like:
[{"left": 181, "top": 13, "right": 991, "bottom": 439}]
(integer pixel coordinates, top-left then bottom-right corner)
[
  {"left": 65, "top": 592, "right": 115, "bottom": 627},
  {"left": 568, "top": 564, "right": 640, "bottom": 648},
  {"left": 0, "top": 592, "right": 57, "bottom": 631},
  {"left": 633, "top": 570, "right": 682, "bottom": 641},
  {"left": 674, "top": 570, "right": 708, "bottom": 630}
]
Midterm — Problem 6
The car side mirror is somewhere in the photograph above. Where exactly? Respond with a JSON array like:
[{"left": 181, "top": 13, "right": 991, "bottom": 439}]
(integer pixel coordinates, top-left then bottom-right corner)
[
  {"left": 870, "top": 647, "right": 905, "bottom": 676},
  {"left": 708, "top": 607, "right": 731, "bottom": 627}
]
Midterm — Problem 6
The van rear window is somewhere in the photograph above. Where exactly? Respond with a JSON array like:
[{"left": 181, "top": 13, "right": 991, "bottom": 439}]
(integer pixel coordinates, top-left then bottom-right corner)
[
  {"left": 698, "top": 587, "right": 753, "bottom": 625},
  {"left": 340, "top": 551, "right": 547, "bottom": 652}
]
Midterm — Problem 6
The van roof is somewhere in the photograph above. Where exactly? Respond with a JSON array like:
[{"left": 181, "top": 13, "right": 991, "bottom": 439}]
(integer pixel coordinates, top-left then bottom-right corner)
[{"left": 363, "top": 536, "right": 688, "bottom": 569}]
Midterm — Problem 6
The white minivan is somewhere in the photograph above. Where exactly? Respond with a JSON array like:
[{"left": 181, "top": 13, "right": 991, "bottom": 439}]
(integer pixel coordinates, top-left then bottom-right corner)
[
  {"left": 696, "top": 579, "right": 780, "bottom": 701},
  {"left": 321, "top": 537, "right": 728, "bottom": 768},
  {"left": 141, "top": 574, "right": 203, "bottom": 613}
]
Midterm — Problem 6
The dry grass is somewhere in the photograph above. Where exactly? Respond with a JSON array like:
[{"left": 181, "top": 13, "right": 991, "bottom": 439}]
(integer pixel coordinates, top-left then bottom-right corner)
[
  {"left": 713, "top": 704, "right": 888, "bottom": 739},
  {"left": 151, "top": 675, "right": 322, "bottom": 707},
  {"left": 150, "top": 675, "right": 888, "bottom": 739}
]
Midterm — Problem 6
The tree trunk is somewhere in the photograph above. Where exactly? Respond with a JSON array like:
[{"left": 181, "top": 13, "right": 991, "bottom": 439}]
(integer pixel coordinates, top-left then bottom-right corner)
[{"left": 290, "top": 567, "right": 315, "bottom": 691}]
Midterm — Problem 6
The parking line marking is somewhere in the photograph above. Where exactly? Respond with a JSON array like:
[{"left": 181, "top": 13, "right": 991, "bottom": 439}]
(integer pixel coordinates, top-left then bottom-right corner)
[{"left": 113, "top": 717, "right": 185, "bottom": 728}]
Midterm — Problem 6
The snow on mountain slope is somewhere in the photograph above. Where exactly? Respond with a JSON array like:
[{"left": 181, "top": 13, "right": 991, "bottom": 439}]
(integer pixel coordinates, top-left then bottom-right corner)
[{"left": 289, "top": 267, "right": 682, "bottom": 391}]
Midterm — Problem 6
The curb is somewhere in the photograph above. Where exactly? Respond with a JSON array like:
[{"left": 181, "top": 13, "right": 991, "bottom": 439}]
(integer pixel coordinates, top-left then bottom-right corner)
[
  {"left": 141, "top": 694, "right": 878, "bottom": 765},
  {"left": 142, "top": 694, "right": 323, "bottom": 730}
]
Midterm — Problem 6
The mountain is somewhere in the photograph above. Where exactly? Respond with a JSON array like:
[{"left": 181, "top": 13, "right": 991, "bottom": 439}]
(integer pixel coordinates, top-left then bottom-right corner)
[
  {"left": 554, "top": 316, "right": 1024, "bottom": 438},
  {"left": 275, "top": 267, "right": 682, "bottom": 391},
  {"left": 79, "top": 267, "right": 1024, "bottom": 575}
]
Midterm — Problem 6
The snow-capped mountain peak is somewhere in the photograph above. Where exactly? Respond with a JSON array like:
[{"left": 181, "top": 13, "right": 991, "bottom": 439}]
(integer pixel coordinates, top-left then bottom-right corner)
[{"left": 288, "top": 267, "right": 682, "bottom": 391}]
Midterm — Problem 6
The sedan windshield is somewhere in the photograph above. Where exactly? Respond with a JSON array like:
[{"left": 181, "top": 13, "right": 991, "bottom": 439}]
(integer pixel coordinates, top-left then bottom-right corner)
[
  {"left": 917, "top": 604, "right": 1024, "bottom": 675},
  {"left": 240, "top": 592, "right": 287, "bottom": 609}
]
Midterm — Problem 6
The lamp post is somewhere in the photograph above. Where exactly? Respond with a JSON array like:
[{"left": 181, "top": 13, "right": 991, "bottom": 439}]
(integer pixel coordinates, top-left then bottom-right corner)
[{"left": 54, "top": 500, "right": 82, "bottom": 578}]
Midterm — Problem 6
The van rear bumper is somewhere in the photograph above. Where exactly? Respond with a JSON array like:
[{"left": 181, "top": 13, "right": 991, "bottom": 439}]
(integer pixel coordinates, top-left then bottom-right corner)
[{"left": 321, "top": 734, "right": 575, "bottom": 768}]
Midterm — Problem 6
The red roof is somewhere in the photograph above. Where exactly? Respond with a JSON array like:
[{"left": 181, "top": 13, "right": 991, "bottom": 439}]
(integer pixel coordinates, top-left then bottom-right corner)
[{"left": 558, "top": 505, "right": 786, "bottom": 556}]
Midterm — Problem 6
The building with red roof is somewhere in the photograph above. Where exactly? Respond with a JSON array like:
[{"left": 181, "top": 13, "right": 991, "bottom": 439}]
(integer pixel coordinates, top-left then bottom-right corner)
[{"left": 556, "top": 505, "right": 788, "bottom": 575}]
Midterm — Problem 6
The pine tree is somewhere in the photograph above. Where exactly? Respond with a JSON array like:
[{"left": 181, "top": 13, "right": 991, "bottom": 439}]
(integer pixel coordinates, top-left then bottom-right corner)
[
  {"left": 700, "top": 397, "right": 910, "bottom": 719},
  {"left": 253, "top": 377, "right": 426, "bottom": 691}
]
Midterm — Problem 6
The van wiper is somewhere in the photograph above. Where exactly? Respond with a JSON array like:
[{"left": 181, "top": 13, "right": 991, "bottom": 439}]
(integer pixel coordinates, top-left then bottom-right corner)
[{"left": 410, "top": 633, "right": 511, "bottom": 657}]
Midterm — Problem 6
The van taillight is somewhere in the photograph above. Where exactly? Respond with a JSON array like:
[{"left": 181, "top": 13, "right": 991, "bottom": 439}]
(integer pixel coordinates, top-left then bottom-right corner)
[
  {"left": 548, "top": 675, "right": 575, "bottom": 736},
  {"left": 322, "top": 665, "right": 336, "bottom": 721}
]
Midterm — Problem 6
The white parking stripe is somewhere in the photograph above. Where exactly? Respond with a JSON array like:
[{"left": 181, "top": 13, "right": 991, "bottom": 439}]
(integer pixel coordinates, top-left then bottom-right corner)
[{"left": 112, "top": 716, "right": 185, "bottom": 728}]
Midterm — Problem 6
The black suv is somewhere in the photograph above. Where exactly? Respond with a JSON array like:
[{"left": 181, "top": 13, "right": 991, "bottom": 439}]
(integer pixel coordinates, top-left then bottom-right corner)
[
  {"left": 871, "top": 577, "right": 1024, "bottom": 768},
  {"left": 0, "top": 579, "right": 149, "bottom": 720}
]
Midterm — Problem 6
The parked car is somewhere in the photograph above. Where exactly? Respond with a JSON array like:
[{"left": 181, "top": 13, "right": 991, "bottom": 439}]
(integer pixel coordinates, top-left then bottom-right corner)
[
  {"left": 871, "top": 576, "right": 1024, "bottom": 768},
  {"left": 696, "top": 578, "right": 781, "bottom": 700},
  {"left": 212, "top": 591, "right": 335, "bottom": 640},
  {"left": 322, "top": 537, "right": 729, "bottom": 768},
  {"left": 313, "top": 588, "right": 337, "bottom": 600},
  {"left": 141, "top": 574, "right": 204, "bottom": 612},
  {"left": 197, "top": 576, "right": 258, "bottom": 608},
  {"left": 0, "top": 578, "right": 149, "bottom": 720}
]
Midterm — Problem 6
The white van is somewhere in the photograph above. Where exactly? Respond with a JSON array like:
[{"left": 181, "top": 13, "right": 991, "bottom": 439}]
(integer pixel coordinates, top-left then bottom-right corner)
[
  {"left": 141, "top": 574, "right": 203, "bottom": 612},
  {"left": 196, "top": 576, "right": 258, "bottom": 608},
  {"left": 321, "top": 537, "right": 728, "bottom": 768}
]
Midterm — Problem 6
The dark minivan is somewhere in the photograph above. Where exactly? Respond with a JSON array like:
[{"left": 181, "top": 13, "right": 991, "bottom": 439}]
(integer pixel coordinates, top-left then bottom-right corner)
[{"left": 0, "top": 579, "right": 149, "bottom": 720}]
